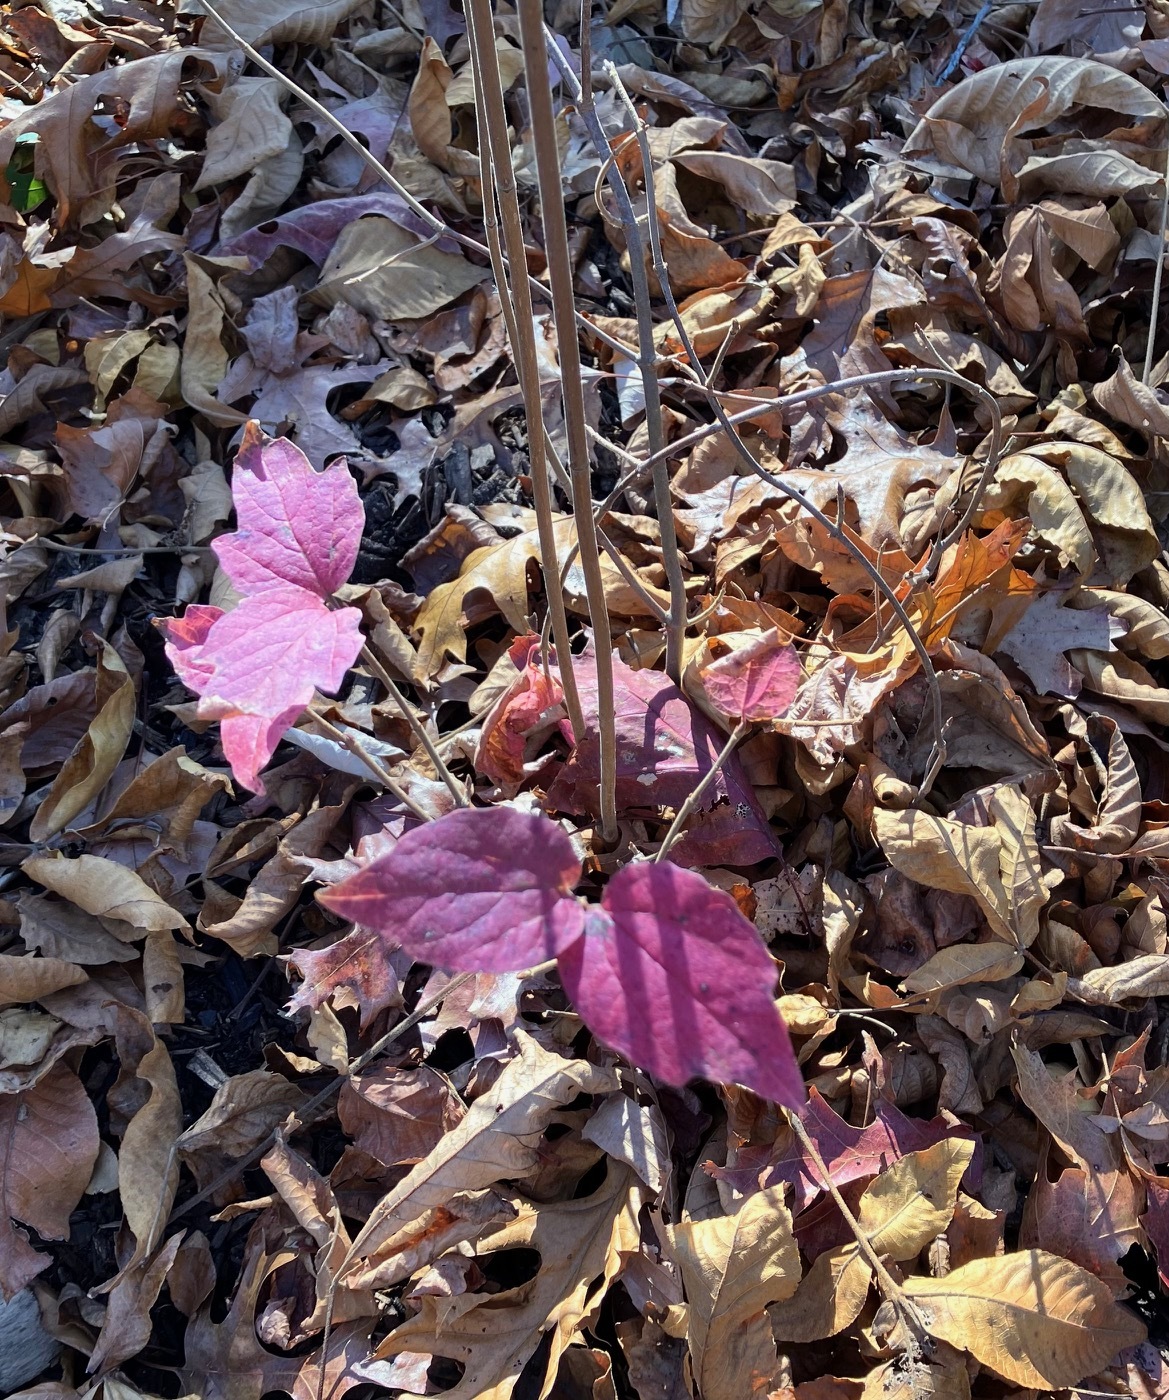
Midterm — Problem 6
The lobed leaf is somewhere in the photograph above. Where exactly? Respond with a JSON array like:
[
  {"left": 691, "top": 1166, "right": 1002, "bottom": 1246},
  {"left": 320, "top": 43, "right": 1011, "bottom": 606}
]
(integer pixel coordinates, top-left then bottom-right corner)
[{"left": 213, "top": 425, "right": 364, "bottom": 598}]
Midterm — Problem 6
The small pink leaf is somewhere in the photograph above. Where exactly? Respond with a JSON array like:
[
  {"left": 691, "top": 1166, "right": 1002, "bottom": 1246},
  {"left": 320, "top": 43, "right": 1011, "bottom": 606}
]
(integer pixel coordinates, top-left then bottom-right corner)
[
  {"left": 318, "top": 807, "right": 586, "bottom": 972},
  {"left": 558, "top": 862, "right": 804, "bottom": 1106},
  {"left": 703, "top": 629, "right": 802, "bottom": 724},
  {"left": 161, "top": 587, "right": 363, "bottom": 792},
  {"left": 213, "top": 425, "right": 364, "bottom": 599}
]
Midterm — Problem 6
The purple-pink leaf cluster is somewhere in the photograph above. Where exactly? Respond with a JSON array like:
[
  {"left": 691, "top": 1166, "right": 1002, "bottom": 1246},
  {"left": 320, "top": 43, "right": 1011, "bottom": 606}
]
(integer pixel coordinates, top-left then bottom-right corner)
[
  {"left": 159, "top": 424, "right": 365, "bottom": 792},
  {"left": 321, "top": 806, "right": 804, "bottom": 1106}
]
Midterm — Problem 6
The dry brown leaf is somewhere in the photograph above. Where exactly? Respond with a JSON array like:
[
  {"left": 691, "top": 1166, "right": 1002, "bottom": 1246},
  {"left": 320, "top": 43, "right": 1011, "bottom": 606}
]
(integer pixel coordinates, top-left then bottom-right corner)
[
  {"left": 314, "top": 217, "right": 486, "bottom": 324},
  {"left": 200, "top": 0, "right": 368, "bottom": 47},
  {"left": 904, "top": 1248, "right": 1145, "bottom": 1387},
  {"left": 28, "top": 641, "right": 134, "bottom": 842},
  {"left": 22, "top": 854, "right": 189, "bottom": 933},
  {"left": 668, "top": 1187, "right": 800, "bottom": 1400},
  {"left": 374, "top": 1162, "right": 642, "bottom": 1400},
  {"left": 342, "top": 1032, "right": 618, "bottom": 1288}
]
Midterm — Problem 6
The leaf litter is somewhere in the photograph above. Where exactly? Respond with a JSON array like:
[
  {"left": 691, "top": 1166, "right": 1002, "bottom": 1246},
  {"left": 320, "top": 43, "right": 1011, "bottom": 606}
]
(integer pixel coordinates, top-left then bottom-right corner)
[{"left": 1, "top": 0, "right": 1169, "bottom": 1398}]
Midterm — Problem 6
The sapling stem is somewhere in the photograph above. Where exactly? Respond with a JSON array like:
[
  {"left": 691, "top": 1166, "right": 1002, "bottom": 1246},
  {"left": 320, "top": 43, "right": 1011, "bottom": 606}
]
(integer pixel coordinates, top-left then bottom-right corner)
[
  {"left": 465, "top": 0, "right": 586, "bottom": 743},
  {"left": 559, "top": 50, "right": 689, "bottom": 681},
  {"left": 517, "top": 0, "right": 618, "bottom": 842},
  {"left": 654, "top": 719, "right": 749, "bottom": 862},
  {"left": 358, "top": 645, "right": 468, "bottom": 808}
]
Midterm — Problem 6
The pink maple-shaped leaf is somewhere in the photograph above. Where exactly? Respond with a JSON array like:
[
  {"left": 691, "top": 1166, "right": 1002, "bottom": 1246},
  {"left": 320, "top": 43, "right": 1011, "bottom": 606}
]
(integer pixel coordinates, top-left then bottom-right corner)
[
  {"left": 703, "top": 628, "right": 802, "bottom": 725},
  {"left": 213, "top": 424, "right": 364, "bottom": 598},
  {"left": 319, "top": 806, "right": 587, "bottom": 972},
  {"left": 159, "top": 424, "right": 366, "bottom": 792},
  {"left": 558, "top": 861, "right": 805, "bottom": 1107}
]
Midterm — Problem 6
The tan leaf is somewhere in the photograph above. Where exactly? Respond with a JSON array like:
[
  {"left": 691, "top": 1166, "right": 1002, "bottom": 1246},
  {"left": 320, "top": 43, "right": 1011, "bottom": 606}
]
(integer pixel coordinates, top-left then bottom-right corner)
[
  {"left": 341, "top": 1032, "right": 618, "bottom": 1287},
  {"left": 194, "top": 77, "right": 292, "bottom": 190},
  {"left": 29, "top": 641, "right": 135, "bottom": 842},
  {"left": 902, "top": 942, "right": 1024, "bottom": 994},
  {"left": 992, "top": 454, "right": 1094, "bottom": 576},
  {"left": 0, "top": 953, "right": 87, "bottom": 1008},
  {"left": 22, "top": 854, "right": 189, "bottom": 933},
  {"left": 374, "top": 1163, "right": 642, "bottom": 1400},
  {"left": 904, "top": 1249, "right": 1146, "bottom": 1388},
  {"left": 673, "top": 151, "right": 796, "bottom": 217},
  {"left": 408, "top": 37, "right": 454, "bottom": 170},
  {"left": 0, "top": 1063, "right": 99, "bottom": 1243},
  {"left": 314, "top": 217, "right": 486, "bottom": 324},
  {"left": 581, "top": 1093, "right": 670, "bottom": 1194},
  {"left": 872, "top": 808, "right": 1012, "bottom": 942},
  {"left": 770, "top": 1244, "right": 873, "bottom": 1343},
  {"left": 177, "top": 1070, "right": 309, "bottom": 1190},
  {"left": 116, "top": 1031, "right": 182, "bottom": 1276},
  {"left": 200, "top": 0, "right": 368, "bottom": 47},
  {"left": 668, "top": 1187, "right": 800, "bottom": 1400},
  {"left": 904, "top": 56, "right": 1164, "bottom": 190},
  {"left": 858, "top": 1138, "right": 975, "bottom": 1260},
  {"left": 861, "top": 1350, "right": 971, "bottom": 1400},
  {"left": 414, "top": 515, "right": 668, "bottom": 673}
]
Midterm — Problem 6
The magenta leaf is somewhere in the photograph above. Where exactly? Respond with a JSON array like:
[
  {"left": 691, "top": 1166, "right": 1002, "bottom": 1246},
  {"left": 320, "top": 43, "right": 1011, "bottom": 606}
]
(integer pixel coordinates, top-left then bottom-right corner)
[
  {"left": 558, "top": 862, "right": 805, "bottom": 1107},
  {"left": 213, "top": 426, "right": 364, "bottom": 597},
  {"left": 159, "top": 423, "right": 366, "bottom": 792},
  {"left": 319, "top": 807, "right": 586, "bottom": 972},
  {"left": 702, "top": 628, "right": 802, "bottom": 724},
  {"left": 548, "top": 650, "right": 779, "bottom": 867}
]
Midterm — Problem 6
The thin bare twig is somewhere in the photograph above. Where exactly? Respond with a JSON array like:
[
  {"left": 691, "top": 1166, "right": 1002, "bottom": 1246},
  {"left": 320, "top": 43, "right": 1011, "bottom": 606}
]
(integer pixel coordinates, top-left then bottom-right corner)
[
  {"left": 1145, "top": 142, "right": 1169, "bottom": 385},
  {"left": 465, "top": 0, "right": 586, "bottom": 741},
  {"left": 654, "top": 719, "right": 748, "bottom": 861},
  {"left": 518, "top": 0, "right": 618, "bottom": 841},
  {"left": 785, "top": 1109, "right": 930, "bottom": 1352},
  {"left": 310, "top": 712, "right": 432, "bottom": 822},
  {"left": 565, "top": 54, "right": 689, "bottom": 681}
]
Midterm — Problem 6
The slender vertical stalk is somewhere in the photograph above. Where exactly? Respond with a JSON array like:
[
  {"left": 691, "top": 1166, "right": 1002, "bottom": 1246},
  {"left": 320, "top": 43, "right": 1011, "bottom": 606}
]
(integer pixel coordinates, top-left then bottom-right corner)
[
  {"left": 555, "top": 51, "right": 688, "bottom": 680},
  {"left": 517, "top": 0, "right": 618, "bottom": 841},
  {"left": 466, "top": 0, "right": 586, "bottom": 742}
]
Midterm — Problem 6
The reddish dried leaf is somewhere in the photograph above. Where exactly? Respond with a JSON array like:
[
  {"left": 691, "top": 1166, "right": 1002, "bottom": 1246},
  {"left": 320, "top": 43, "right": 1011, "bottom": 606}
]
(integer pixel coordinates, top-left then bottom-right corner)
[
  {"left": 339, "top": 1065, "right": 465, "bottom": 1167},
  {"left": 703, "top": 629, "right": 801, "bottom": 723},
  {"left": 559, "top": 862, "right": 804, "bottom": 1106},
  {"left": 712, "top": 1088, "right": 975, "bottom": 1214},
  {"left": 549, "top": 651, "right": 779, "bottom": 866},
  {"left": 319, "top": 806, "right": 586, "bottom": 971},
  {"left": 286, "top": 928, "right": 404, "bottom": 1030}
]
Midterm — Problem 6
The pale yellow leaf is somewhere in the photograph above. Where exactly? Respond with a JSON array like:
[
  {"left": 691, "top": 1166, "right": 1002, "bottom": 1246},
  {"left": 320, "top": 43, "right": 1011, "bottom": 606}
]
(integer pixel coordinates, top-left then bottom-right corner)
[{"left": 904, "top": 1249, "right": 1145, "bottom": 1388}]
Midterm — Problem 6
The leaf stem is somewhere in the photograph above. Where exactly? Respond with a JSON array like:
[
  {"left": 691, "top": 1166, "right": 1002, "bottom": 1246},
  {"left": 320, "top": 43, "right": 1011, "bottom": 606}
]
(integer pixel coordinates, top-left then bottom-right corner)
[
  {"left": 358, "top": 645, "right": 468, "bottom": 808},
  {"left": 654, "top": 719, "right": 749, "bottom": 862},
  {"left": 785, "top": 1109, "right": 930, "bottom": 1351}
]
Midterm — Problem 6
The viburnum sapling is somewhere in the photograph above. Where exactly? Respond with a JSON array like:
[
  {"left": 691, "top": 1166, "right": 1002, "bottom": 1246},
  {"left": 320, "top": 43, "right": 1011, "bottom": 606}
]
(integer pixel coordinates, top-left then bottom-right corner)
[{"left": 162, "top": 425, "right": 805, "bottom": 1107}]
